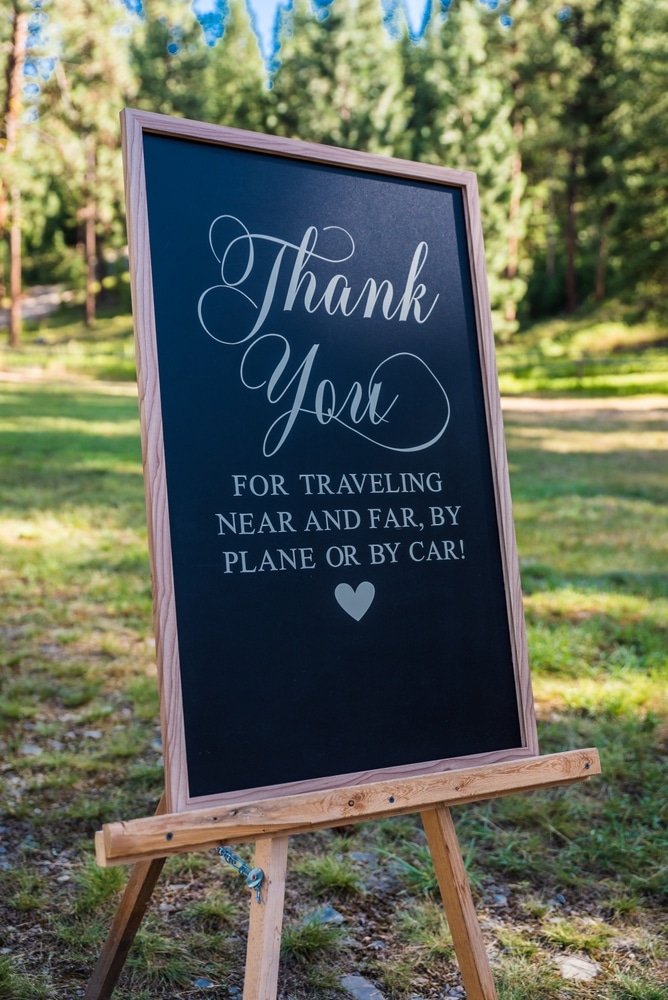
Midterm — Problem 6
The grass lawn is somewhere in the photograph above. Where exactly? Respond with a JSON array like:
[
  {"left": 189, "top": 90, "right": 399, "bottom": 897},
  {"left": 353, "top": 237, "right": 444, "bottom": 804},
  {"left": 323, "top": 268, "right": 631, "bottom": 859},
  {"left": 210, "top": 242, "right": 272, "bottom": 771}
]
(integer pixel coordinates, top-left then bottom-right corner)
[{"left": 0, "top": 305, "right": 666, "bottom": 999}]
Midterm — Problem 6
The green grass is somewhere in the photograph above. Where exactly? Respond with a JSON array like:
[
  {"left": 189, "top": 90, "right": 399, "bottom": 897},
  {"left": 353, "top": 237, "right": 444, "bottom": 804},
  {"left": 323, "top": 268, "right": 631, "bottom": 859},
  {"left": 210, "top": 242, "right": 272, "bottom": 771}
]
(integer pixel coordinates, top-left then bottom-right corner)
[
  {"left": 539, "top": 916, "right": 617, "bottom": 954},
  {"left": 608, "top": 975, "right": 668, "bottom": 1000},
  {"left": 495, "top": 957, "right": 565, "bottom": 1000},
  {"left": 3, "top": 297, "right": 667, "bottom": 395},
  {"left": 281, "top": 922, "right": 344, "bottom": 963},
  {"left": 381, "top": 841, "right": 439, "bottom": 897},
  {"left": 0, "top": 955, "right": 52, "bottom": 1000},
  {"left": 0, "top": 302, "right": 137, "bottom": 381},
  {"left": 293, "top": 854, "right": 363, "bottom": 897},
  {"left": 71, "top": 857, "right": 126, "bottom": 914},
  {"left": 396, "top": 900, "right": 454, "bottom": 959},
  {"left": 497, "top": 303, "right": 668, "bottom": 396},
  {"left": 184, "top": 889, "right": 239, "bottom": 929},
  {"left": 0, "top": 303, "right": 666, "bottom": 998}
]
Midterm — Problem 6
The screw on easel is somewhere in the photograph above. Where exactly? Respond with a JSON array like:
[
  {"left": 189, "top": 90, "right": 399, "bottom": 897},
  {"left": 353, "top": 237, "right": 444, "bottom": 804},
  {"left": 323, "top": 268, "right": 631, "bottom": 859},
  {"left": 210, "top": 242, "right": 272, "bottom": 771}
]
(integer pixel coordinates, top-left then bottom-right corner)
[{"left": 217, "top": 846, "right": 265, "bottom": 904}]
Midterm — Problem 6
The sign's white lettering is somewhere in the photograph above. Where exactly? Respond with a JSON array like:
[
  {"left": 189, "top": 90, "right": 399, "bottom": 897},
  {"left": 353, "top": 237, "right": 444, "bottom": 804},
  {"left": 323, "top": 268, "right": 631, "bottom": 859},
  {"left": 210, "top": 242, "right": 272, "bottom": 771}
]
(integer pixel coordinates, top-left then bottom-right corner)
[{"left": 197, "top": 217, "right": 450, "bottom": 456}]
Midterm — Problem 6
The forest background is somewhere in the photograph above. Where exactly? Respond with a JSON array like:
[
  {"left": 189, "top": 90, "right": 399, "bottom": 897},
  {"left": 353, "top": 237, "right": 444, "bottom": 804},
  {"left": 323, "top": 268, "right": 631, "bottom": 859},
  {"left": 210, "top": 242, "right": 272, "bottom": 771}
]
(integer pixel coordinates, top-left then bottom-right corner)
[
  {"left": 1, "top": 0, "right": 667, "bottom": 344},
  {"left": 1, "top": 1, "right": 668, "bottom": 998}
]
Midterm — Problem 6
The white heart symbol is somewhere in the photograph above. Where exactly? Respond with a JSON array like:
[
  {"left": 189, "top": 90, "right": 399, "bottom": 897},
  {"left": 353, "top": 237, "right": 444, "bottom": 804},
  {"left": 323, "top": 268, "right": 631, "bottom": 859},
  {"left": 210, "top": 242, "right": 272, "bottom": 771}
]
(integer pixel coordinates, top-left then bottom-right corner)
[{"left": 335, "top": 582, "right": 375, "bottom": 621}]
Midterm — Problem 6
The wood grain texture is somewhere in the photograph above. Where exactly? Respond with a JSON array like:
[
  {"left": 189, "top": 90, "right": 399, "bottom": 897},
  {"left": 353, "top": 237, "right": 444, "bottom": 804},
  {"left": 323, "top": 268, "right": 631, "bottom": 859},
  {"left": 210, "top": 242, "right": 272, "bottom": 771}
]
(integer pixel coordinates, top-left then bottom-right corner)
[
  {"left": 459, "top": 180, "right": 538, "bottom": 758},
  {"left": 422, "top": 807, "right": 497, "bottom": 1000},
  {"left": 122, "top": 108, "right": 478, "bottom": 188},
  {"left": 85, "top": 796, "right": 167, "bottom": 1000},
  {"left": 178, "top": 744, "right": 538, "bottom": 812},
  {"left": 98, "top": 749, "right": 599, "bottom": 866},
  {"left": 243, "top": 838, "right": 289, "bottom": 1000},
  {"left": 121, "top": 109, "right": 189, "bottom": 813}
]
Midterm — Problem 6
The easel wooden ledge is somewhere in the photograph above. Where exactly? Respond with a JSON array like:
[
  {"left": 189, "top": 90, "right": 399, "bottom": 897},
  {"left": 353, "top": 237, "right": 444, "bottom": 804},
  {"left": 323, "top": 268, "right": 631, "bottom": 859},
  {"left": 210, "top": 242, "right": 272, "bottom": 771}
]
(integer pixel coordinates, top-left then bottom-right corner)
[{"left": 87, "top": 748, "right": 600, "bottom": 1000}]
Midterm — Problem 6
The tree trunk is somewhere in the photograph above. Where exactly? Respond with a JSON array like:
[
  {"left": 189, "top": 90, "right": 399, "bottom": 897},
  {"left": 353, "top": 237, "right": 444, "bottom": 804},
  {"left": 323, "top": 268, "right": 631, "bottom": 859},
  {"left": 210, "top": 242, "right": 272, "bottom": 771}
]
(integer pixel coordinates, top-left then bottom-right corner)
[
  {"left": 595, "top": 229, "right": 608, "bottom": 304},
  {"left": 594, "top": 206, "right": 613, "bottom": 304},
  {"left": 546, "top": 159, "right": 556, "bottom": 279},
  {"left": 9, "top": 186, "right": 22, "bottom": 347},
  {"left": 84, "top": 137, "right": 98, "bottom": 328},
  {"left": 2, "top": 1, "right": 28, "bottom": 345},
  {"left": 565, "top": 149, "right": 578, "bottom": 315},
  {"left": 504, "top": 121, "right": 523, "bottom": 324}
]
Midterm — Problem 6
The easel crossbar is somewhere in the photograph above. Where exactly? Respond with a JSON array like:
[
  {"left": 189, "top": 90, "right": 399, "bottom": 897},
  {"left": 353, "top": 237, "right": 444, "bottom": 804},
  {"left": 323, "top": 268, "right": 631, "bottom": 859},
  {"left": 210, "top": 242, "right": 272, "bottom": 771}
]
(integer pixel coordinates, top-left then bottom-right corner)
[{"left": 96, "top": 749, "right": 599, "bottom": 866}]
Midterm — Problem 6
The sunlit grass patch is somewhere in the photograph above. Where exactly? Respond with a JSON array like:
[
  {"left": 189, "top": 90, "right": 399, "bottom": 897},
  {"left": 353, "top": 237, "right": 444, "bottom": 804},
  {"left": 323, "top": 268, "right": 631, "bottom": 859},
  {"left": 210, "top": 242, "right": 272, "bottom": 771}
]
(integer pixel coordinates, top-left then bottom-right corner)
[
  {"left": 497, "top": 305, "right": 668, "bottom": 397},
  {"left": 281, "top": 921, "right": 344, "bottom": 963},
  {"left": 494, "top": 955, "right": 565, "bottom": 999},
  {"left": 506, "top": 421, "right": 668, "bottom": 455},
  {"left": 396, "top": 899, "right": 454, "bottom": 959},
  {"left": 184, "top": 890, "right": 239, "bottom": 930},
  {"left": 514, "top": 496, "right": 666, "bottom": 576},
  {"left": 0, "top": 306, "right": 137, "bottom": 381},
  {"left": 525, "top": 593, "right": 668, "bottom": 720},
  {"left": 293, "top": 854, "right": 363, "bottom": 897},
  {"left": 526, "top": 620, "right": 601, "bottom": 678},
  {"left": 536, "top": 674, "right": 666, "bottom": 718},
  {"left": 539, "top": 916, "right": 616, "bottom": 954},
  {"left": 608, "top": 973, "right": 668, "bottom": 1000},
  {"left": 499, "top": 366, "right": 668, "bottom": 396},
  {"left": 495, "top": 926, "right": 539, "bottom": 958},
  {"left": 71, "top": 856, "right": 126, "bottom": 915}
]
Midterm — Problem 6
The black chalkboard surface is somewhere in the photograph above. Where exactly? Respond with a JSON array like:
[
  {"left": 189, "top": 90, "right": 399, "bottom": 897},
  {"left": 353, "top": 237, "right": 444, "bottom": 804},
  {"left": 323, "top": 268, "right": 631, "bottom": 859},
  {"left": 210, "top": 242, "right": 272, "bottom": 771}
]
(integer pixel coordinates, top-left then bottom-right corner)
[{"left": 122, "top": 110, "right": 537, "bottom": 812}]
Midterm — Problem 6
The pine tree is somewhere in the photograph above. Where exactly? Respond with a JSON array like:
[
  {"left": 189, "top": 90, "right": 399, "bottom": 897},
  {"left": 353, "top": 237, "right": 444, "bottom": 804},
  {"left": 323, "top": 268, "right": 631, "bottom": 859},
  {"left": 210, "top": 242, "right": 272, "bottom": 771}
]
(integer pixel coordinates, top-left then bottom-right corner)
[
  {"left": 553, "top": 0, "right": 623, "bottom": 312},
  {"left": 612, "top": 0, "right": 668, "bottom": 312},
  {"left": 131, "top": 0, "right": 212, "bottom": 121},
  {"left": 481, "top": 0, "right": 579, "bottom": 321},
  {"left": 401, "top": 1, "right": 518, "bottom": 323},
  {"left": 41, "top": 0, "right": 137, "bottom": 325},
  {"left": 266, "top": 0, "right": 407, "bottom": 155},
  {"left": 1, "top": 0, "right": 28, "bottom": 345},
  {"left": 204, "top": 0, "right": 268, "bottom": 132}
]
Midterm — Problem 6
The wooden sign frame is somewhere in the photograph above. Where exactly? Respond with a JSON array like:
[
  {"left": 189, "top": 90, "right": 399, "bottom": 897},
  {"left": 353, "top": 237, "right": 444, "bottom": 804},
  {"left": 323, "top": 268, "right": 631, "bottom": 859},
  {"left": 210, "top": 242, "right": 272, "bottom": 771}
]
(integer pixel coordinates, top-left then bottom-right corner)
[
  {"left": 86, "top": 111, "right": 600, "bottom": 1000},
  {"left": 121, "top": 108, "right": 537, "bottom": 816}
]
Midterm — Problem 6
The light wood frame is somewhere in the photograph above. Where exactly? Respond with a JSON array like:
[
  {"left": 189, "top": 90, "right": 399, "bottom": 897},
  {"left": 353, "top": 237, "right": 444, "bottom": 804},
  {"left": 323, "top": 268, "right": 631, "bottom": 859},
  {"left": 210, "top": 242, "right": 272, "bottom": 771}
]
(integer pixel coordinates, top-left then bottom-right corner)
[
  {"left": 97, "top": 748, "right": 597, "bottom": 867},
  {"left": 88, "top": 748, "right": 600, "bottom": 1000},
  {"left": 121, "top": 107, "right": 538, "bottom": 815}
]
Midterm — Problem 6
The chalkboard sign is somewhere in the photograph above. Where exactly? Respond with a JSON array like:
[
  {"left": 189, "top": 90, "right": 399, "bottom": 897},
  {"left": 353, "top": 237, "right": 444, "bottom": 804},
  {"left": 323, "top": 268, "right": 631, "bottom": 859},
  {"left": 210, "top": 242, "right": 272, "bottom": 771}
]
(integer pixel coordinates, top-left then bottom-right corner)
[{"left": 121, "top": 110, "right": 537, "bottom": 813}]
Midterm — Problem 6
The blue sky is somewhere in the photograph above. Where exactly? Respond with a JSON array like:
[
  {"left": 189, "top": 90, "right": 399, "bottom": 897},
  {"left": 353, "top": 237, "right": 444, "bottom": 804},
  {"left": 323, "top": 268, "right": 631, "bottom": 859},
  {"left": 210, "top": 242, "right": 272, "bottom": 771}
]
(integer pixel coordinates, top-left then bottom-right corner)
[
  {"left": 188, "top": 0, "right": 514, "bottom": 59},
  {"left": 128, "top": 0, "right": 512, "bottom": 64},
  {"left": 246, "top": 0, "right": 285, "bottom": 57},
  {"left": 231, "top": 0, "right": 429, "bottom": 59}
]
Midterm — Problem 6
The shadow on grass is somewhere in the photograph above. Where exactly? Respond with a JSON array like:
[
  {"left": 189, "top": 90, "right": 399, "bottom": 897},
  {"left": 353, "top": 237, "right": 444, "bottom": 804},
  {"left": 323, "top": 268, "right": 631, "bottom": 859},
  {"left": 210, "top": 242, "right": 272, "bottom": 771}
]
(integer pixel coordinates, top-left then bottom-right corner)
[
  {"left": 0, "top": 384, "right": 144, "bottom": 516},
  {"left": 520, "top": 564, "right": 668, "bottom": 599}
]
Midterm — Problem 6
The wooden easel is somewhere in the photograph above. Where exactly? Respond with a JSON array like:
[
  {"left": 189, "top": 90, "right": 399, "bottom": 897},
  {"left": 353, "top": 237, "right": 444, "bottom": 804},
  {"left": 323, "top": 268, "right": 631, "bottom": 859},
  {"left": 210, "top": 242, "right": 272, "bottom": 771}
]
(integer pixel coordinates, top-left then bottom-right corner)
[
  {"left": 86, "top": 748, "right": 600, "bottom": 1000},
  {"left": 108, "top": 113, "right": 602, "bottom": 1000}
]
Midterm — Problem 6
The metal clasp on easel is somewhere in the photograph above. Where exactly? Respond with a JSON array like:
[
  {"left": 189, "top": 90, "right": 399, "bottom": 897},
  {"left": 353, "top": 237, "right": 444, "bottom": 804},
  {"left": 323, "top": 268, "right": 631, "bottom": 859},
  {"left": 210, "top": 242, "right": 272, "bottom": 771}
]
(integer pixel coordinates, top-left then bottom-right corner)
[{"left": 217, "top": 846, "right": 264, "bottom": 903}]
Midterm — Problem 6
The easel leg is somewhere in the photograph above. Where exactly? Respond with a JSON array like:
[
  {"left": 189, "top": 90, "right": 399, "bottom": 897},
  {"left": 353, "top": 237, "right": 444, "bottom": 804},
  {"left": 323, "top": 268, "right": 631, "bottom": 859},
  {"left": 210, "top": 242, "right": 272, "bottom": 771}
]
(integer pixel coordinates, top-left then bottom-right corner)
[
  {"left": 84, "top": 795, "right": 167, "bottom": 1000},
  {"left": 243, "top": 836, "right": 289, "bottom": 1000},
  {"left": 421, "top": 806, "right": 498, "bottom": 1000},
  {"left": 83, "top": 855, "right": 166, "bottom": 1000}
]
